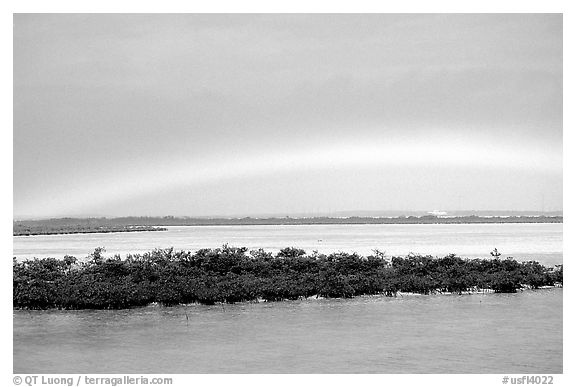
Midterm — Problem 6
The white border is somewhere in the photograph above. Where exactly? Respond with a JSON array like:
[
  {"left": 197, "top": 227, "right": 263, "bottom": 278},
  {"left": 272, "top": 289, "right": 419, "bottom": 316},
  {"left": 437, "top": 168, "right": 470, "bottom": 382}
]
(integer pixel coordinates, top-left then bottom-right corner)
[{"left": 3, "top": 2, "right": 573, "bottom": 386}]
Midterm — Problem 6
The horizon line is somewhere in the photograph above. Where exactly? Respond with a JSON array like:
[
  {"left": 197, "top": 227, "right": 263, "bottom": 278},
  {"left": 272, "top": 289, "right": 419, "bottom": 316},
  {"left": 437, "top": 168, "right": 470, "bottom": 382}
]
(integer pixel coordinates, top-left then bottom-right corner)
[{"left": 13, "top": 209, "right": 564, "bottom": 222}]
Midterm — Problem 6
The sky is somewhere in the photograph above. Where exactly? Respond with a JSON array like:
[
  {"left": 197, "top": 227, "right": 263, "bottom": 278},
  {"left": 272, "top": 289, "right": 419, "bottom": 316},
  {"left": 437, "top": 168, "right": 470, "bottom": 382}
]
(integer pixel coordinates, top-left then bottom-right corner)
[{"left": 13, "top": 14, "right": 563, "bottom": 218}]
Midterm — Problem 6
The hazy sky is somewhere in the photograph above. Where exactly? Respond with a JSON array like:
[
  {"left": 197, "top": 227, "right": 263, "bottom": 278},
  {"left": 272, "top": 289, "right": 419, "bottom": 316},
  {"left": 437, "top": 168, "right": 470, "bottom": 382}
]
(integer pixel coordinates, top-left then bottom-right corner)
[{"left": 14, "top": 14, "right": 562, "bottom": 218}]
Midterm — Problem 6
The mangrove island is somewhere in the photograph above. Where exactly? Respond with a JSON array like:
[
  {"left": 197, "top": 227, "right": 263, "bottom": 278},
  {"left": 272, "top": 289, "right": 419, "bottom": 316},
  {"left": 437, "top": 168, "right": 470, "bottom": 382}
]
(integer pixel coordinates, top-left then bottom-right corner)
[{"left": 13, "top": 246, "right": 563, "bottom": 310}]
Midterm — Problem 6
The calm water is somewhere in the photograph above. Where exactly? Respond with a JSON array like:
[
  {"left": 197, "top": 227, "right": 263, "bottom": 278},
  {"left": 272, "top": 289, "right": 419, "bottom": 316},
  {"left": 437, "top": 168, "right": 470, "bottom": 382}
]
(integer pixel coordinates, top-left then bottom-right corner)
[
  {"left": 14, "top": 288, "right": 562, "bottom": 374},
  {"left": 13, "top": 223, "right": 563, "bottom": 266},
  {"left": 13, "top": 223, "right": 563, "bottom": 373}
]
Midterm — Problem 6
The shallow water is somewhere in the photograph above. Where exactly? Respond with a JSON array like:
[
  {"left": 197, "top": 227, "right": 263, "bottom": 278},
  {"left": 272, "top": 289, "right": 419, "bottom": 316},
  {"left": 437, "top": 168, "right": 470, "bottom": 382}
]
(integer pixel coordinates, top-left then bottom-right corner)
[
  {"left": 13, "top": 223, "right": 563, "bottom": 373},
  {"left": 13, "top": 223, "right": 563, "bottom": 266},
  {"left": 13, "top": 288, "right": 562, "bottom": 374}
]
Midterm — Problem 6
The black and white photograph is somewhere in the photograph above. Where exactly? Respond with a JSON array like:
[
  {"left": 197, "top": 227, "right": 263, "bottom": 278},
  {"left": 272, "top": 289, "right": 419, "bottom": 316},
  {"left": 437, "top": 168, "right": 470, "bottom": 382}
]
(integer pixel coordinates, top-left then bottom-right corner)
[{"left": 7, "top": 4, "right": 571, "bottom": 382}]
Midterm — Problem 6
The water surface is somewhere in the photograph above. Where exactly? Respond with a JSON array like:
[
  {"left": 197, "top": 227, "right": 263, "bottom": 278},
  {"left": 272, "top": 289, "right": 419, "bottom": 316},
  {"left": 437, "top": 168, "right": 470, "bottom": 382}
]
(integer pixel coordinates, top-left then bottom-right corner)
[
  {"left": 13, "top": 223, "right": 562, "bottom": 373},
  {"left": 13, "top": 223, "right": 563, "bottom": 266},
  {"left": 13, "top": 288, "right": 562, "bottom": 373}
]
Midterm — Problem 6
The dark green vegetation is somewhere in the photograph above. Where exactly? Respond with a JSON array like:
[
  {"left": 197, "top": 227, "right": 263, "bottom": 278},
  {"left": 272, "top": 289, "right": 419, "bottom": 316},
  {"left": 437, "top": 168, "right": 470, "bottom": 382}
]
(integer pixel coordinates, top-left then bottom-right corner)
[
  {"left": 13, "top": 246, "right": 563, "bottom": 310},
  {"left": 14, "top": 223, "right": 167, "bottom": 236},
  {"left": 13, "top": 214, "right": 562, "bottom": 236}
]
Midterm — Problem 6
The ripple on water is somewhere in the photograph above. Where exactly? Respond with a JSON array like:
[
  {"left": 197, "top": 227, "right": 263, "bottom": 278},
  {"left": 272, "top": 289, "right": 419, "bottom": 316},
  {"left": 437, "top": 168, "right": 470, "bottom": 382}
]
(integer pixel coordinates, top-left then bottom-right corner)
[{"left": 14, "top": 288, "right": 562, "bottom": 373}]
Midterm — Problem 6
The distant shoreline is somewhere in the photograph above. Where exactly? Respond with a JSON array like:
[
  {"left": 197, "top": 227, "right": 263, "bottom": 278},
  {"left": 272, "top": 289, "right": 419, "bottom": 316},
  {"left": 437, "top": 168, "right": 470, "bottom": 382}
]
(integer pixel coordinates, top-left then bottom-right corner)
[
  {"left": 13, "top": 226, "right": 167, "bottom": 237},
  {"left": 13, "top": 215, "right": 563, "bottom": 236},
  {"left": 144, "top": 216, "right": 562, "bottom": 226}
]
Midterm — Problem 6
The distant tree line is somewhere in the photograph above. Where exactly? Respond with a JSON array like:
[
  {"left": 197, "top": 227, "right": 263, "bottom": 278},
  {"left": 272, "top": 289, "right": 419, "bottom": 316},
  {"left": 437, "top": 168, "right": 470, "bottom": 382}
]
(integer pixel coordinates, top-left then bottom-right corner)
[
  {"left": 13, "top": 246, "right": 563, "bottom": 310},
  {"left": 13, "top": 224, "right": 167, "bottom": 236},
  {"left": 13, "top": 215, "right": 562, "bottom": 232},
  {"left": 12, "top": 215, "right": 563, "bottom": 235}
]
